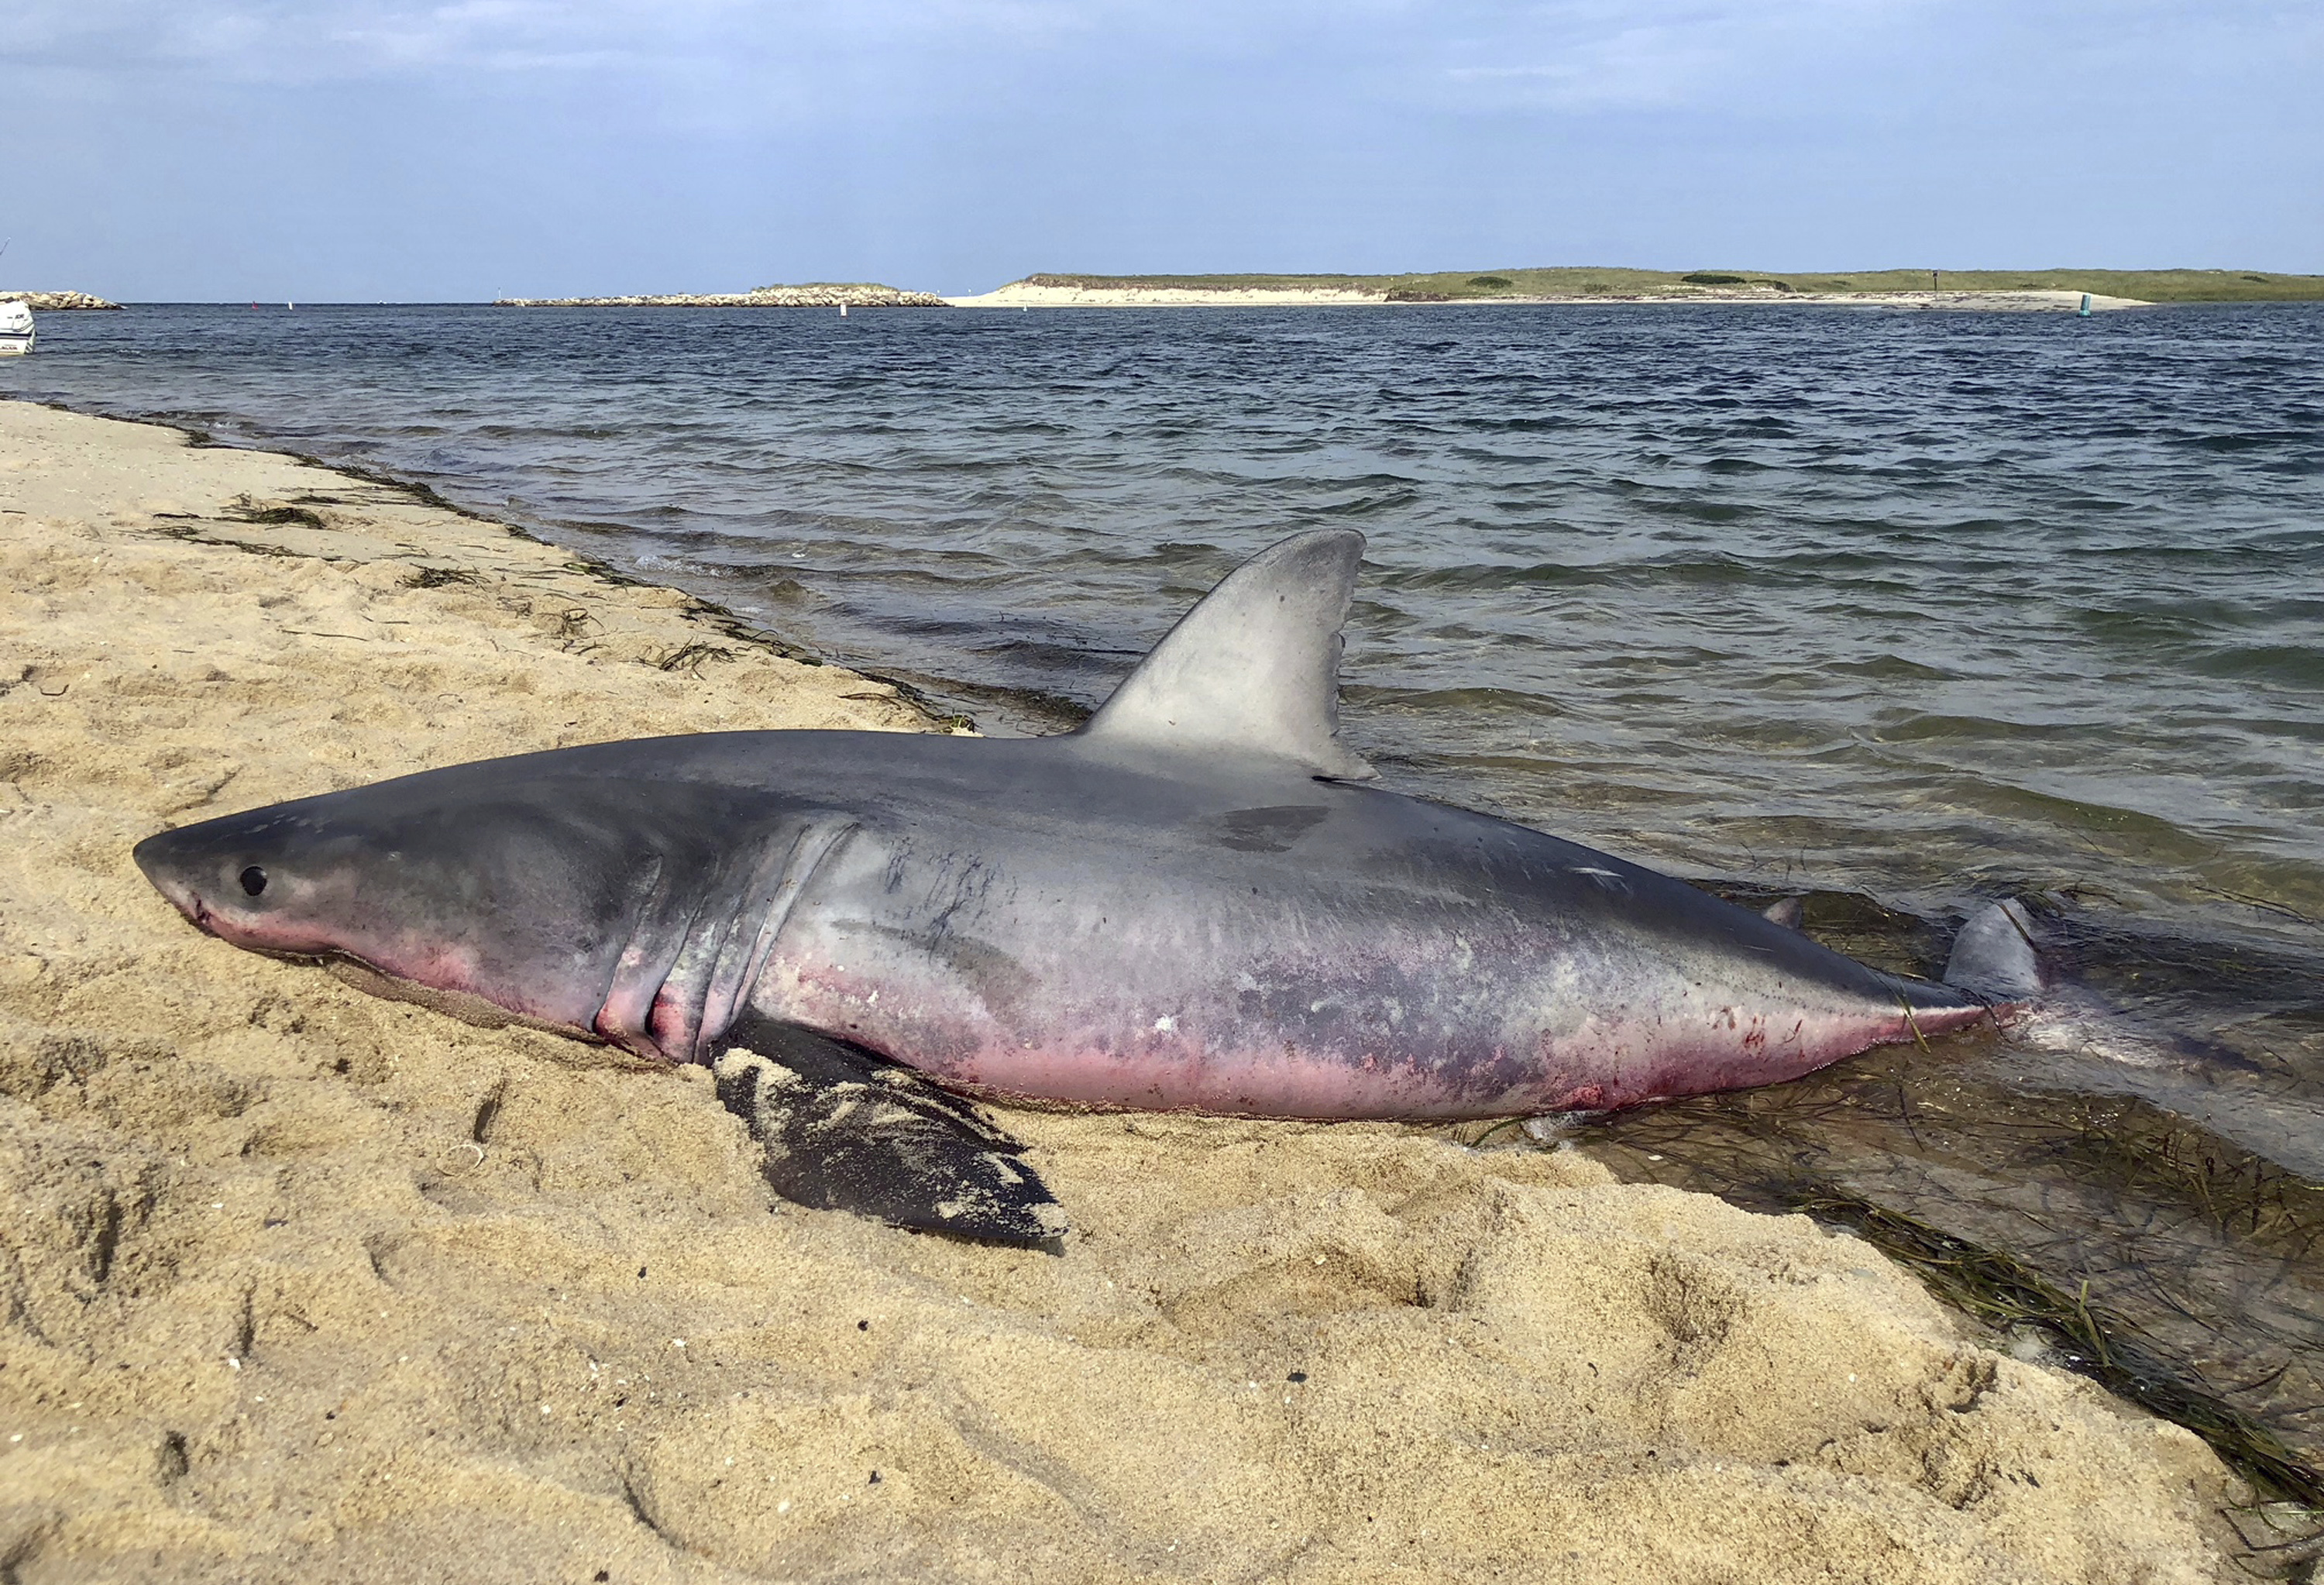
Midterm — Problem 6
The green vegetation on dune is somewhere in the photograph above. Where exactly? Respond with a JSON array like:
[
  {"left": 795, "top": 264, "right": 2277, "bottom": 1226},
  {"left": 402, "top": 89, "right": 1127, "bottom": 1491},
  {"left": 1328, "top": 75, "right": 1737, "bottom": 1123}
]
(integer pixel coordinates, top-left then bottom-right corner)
[
  {"left": 1019, "top": 268, "right": 2324, "bottom": 303},
  {"left": 1764, "top": 268, "right": 2324, "bottom": 302}
]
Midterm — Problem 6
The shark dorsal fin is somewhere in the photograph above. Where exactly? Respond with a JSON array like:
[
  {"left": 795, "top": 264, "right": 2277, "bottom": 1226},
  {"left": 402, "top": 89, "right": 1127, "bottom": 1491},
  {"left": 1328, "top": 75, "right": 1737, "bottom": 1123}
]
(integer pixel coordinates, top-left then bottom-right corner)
[{"left": 1076, "top": 529, "right": 1377, "bottom": 780}]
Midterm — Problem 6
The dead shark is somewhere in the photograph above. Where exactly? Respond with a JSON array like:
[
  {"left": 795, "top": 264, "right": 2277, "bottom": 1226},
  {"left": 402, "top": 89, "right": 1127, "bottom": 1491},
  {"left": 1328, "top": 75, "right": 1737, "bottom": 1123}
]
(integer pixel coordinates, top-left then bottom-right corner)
[{"left": 132, "top": 529, "right": 2030, "bottom": 1245}]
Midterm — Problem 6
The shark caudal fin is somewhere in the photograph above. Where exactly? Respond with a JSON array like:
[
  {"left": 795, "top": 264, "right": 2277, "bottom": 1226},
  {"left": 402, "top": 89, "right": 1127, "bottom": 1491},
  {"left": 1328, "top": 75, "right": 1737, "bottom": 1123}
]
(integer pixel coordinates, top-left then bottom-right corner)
[
  {"left": 1075, "top": 529, "right": 1377, "bottom": 780},
  {"left": 1943, "top": 899, "right": 2044, "bottom": 1002}
]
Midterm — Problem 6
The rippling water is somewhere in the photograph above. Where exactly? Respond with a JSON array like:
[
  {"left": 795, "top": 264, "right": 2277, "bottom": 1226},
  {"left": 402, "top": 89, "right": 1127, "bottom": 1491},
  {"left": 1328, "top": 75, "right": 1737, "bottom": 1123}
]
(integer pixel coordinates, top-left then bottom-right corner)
[{"left": 11, "top": 301, "right": 2324, "bottom": 1493}]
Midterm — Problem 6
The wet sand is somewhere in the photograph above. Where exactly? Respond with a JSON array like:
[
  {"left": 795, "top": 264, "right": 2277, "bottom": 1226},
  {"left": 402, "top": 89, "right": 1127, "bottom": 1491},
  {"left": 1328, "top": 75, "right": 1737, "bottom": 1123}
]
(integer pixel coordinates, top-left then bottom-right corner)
[{"left": 0, "top": 399, "right": 2240, "bottom": 1581}]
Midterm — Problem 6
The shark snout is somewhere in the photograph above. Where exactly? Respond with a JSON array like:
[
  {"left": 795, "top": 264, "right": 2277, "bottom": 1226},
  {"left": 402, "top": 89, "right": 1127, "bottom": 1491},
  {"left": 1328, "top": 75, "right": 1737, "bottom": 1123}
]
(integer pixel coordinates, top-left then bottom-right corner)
[{"left": 133, "top": 831, "right": 218, "bottom": 933}]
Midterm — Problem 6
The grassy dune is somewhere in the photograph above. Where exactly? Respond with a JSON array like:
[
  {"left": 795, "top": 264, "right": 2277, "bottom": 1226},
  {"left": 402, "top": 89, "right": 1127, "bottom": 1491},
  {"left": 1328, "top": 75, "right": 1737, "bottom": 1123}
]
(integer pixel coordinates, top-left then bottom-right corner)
[{"left": 1021, "top": 268, "right": 2324, "bottom": 302}]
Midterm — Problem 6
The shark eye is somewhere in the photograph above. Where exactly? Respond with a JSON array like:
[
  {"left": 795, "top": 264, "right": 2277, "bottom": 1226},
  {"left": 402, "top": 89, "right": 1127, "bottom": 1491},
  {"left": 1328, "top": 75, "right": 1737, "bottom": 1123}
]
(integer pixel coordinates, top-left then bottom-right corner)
[{"left": 239, "top": 866, "right": 269, "bottom": 897}]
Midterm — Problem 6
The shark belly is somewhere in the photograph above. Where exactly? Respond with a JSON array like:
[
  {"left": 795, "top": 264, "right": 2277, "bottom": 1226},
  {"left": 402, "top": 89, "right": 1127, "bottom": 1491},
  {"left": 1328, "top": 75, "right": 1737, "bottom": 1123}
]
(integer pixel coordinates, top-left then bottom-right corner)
[{"left": 743, "top": 797, "right": 1982, "bottom": 1121}]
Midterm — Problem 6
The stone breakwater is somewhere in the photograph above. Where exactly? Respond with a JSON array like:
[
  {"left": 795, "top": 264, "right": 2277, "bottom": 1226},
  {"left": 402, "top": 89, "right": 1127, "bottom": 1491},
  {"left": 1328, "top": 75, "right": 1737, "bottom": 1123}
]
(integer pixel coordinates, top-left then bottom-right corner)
[
  {"left": 496, "top": 283, "right": 946, "bottom": 308},
  {"left": 0, "top": 290, "right": 122, "bottom": 310}
]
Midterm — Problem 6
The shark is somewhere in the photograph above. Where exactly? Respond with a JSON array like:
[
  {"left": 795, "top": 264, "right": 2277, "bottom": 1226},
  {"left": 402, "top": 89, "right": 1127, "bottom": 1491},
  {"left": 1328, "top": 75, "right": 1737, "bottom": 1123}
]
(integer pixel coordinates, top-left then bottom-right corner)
[{"left": 133, "top": 530, "right": 2033, "bottom": 1245}]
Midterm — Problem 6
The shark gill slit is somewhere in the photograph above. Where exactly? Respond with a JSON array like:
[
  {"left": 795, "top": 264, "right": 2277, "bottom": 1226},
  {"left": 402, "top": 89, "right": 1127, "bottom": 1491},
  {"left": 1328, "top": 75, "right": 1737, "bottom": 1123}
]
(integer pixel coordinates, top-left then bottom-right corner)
[{"left": 610, "top": 817, "right": 861, "bottom": 1064}]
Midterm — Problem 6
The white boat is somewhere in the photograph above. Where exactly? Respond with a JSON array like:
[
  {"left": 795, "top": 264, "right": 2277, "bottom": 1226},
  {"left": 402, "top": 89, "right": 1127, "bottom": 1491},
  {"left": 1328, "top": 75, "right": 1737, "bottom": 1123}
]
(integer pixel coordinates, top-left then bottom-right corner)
[{"left": 0, "top": 298, "right": 32, "bottom": 356}]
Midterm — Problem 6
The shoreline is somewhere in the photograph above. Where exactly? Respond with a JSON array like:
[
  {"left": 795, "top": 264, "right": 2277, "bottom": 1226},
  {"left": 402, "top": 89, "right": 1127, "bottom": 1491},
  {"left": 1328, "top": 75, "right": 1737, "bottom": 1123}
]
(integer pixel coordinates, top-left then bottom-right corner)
[
  {"left": 944, "top": 284, "right": 2152, "bottom": 311},
  {"left": 6, "top": 395, "right": 983, "bottom": 732},
  {"left": 0, "top": 397, "right": 2243, "bottom": 1580}
]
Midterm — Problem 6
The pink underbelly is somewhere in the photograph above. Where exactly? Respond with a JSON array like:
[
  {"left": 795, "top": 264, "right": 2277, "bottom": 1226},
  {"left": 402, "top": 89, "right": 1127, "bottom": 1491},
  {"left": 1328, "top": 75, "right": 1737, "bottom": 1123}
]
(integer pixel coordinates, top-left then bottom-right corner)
[
  {"left": 841, "top": 1003, "right": 1992, "bottom": 1121},
  {"left": 750, "top": 952, "right": 1996, "bottom": 1121}
]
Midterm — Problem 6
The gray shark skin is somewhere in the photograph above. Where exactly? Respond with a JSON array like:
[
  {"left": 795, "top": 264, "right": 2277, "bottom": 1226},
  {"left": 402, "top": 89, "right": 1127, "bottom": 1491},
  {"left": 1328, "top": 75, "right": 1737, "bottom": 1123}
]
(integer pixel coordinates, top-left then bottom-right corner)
[{"left": 133, "top": 530, "right": 2005, "bottom": 1243}]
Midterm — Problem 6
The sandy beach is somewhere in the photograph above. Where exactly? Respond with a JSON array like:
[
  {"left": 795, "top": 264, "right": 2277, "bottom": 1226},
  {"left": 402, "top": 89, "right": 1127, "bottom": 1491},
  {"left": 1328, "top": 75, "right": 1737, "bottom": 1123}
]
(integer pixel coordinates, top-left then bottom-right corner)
[
  {"left": 945, "top": 282, "right": 2149, "bottom": 311},
  {"left": 0, "top": 398, "right": 2243, "bottom": 1582}
]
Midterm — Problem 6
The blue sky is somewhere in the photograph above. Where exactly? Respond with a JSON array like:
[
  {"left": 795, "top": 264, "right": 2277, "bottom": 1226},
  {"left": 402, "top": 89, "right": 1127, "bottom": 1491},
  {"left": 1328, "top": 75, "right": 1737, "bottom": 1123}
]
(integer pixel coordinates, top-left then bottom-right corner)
[{"left": 5, "top": 1, "right": 2319, "bottom": 300}]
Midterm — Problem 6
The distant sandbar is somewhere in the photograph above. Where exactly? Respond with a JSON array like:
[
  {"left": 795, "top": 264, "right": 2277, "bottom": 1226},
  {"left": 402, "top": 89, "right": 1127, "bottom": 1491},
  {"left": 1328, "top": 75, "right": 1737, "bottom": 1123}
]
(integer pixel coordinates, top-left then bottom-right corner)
[{"left": 949, "top": 280, "right": 2147, "bottom": 312}]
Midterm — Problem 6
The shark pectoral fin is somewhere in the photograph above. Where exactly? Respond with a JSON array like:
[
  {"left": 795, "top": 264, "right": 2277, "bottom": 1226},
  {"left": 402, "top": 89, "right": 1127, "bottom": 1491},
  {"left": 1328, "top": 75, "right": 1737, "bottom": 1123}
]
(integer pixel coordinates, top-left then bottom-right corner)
[
  {"left": 710, "top": 1017, "right": 1067, "bottom": 1249},
  {"left": 1944, "top": 898, "right": 2044, "bottom": 1002}
]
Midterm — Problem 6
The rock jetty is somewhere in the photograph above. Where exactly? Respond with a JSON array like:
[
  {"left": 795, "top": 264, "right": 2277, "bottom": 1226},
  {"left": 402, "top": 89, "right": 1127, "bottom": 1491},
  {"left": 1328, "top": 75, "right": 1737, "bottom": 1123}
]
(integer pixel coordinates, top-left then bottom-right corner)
[
  {"left": 0, "top": 290, "right": 122, "bottom": 310},
  {"left": 496, "top": 282, "right": 945, "bottom": 308}
]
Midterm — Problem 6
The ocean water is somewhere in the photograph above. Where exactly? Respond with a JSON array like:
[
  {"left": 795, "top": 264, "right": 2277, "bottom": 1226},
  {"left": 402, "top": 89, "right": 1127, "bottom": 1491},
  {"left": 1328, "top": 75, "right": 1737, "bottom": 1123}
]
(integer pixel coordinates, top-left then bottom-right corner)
[{"left": 10, "top": 301, "right": 2324, "bottom": 1488}]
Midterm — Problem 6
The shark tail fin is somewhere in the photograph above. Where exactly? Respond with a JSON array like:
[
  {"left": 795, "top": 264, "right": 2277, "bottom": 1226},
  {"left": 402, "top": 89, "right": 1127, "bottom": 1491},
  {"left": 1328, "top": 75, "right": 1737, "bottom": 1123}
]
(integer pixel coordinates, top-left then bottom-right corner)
[
  {"left": 1075, "top": 529, "right": 1377, "bottom": 780},
  {"left": 1944, "top": 899, "right": 2044, "bottom": 1002}
]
